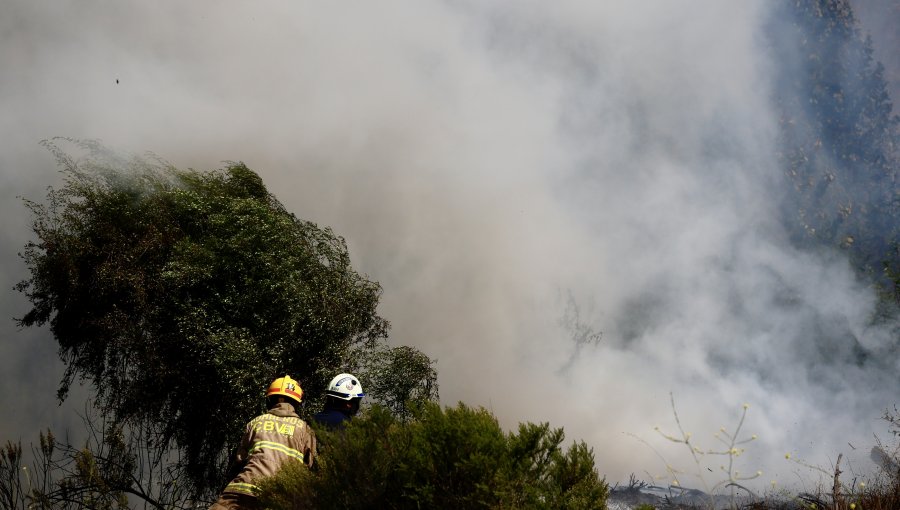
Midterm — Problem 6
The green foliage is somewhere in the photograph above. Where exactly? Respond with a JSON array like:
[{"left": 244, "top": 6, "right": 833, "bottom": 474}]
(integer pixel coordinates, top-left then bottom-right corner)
[
  {"left": 0, "top": 402, "right": 208, "bottom": 509},
  {"left": 1, "top": 424, "right": 148, "bottom": 509},
  {"left": 771, "top": 0, "right": 900, "bottom": 294},
  {"left": 352, "top": 344, "right": 440, "bottom": 419},
  {"left": 14, "top": 139, "right": 436, "bottom": 499},
  {"left": 258, "top": 402, "right": 609, "bottom": 510}
]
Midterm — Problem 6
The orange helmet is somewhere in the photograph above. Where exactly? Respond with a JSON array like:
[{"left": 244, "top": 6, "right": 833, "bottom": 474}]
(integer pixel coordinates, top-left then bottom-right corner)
[{"left": 266, "top": 375, "right": 303, "bottom": 404}]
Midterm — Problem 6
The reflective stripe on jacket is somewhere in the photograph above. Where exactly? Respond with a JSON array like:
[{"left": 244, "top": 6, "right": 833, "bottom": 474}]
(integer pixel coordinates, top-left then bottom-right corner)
[{"left": 223, "top": 402, "right": 317, "bottom": 497}]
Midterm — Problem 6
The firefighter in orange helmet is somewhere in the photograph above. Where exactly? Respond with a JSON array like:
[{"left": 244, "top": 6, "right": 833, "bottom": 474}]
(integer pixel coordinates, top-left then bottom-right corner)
[{"left": 209, "top": 375, "right": 316, "bottom": 510}]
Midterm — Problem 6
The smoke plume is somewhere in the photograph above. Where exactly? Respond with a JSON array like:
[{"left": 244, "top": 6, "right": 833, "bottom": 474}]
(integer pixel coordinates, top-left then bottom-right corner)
[{"left": 1, "top": 0, "right": 897, "bottom": 490}]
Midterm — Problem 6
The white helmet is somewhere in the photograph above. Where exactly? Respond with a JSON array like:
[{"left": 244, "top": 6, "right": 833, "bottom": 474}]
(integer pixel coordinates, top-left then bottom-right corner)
[{"left": 325, "top": 373, "right": 365, "bottom": 400}]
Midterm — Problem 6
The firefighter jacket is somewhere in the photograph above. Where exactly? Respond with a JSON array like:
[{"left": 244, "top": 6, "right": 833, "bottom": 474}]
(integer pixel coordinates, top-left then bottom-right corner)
[{"left": 222, "top": 402, "right": 317, "bottom": 497}]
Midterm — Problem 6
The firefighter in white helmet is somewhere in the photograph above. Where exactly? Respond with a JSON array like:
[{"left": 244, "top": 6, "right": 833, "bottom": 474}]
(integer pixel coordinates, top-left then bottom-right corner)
[
  {"left": 312, "top": 373, "right": 365, "bottom": 430},
  {"left": 209, "top": 375, "right": 316, "bottom": 510}
]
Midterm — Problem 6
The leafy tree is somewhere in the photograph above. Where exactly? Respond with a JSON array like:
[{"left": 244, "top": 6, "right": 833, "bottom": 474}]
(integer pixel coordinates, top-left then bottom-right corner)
[
  {"left": 258, "top": 402, "right": 609, "bottom": 510},
  {"left": 350, "top": 344, "right": 439, "bottom": 420},
  {"left": 770, "top": 0, "right": 900, "bottom": 292},
  {"left": 14, "top": 138, "right": 437, "bottom": 500}
]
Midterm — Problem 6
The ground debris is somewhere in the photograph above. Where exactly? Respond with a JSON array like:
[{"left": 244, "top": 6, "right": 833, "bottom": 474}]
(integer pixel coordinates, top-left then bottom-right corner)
[{"left": 608, "top": 475, "right": 758, "bottom": 509}]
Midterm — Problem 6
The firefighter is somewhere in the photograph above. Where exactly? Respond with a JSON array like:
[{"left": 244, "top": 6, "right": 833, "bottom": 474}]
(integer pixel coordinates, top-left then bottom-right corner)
[
  {"left": 312, "top": 373, "right": 365, "bottom": 430},
  {"left": 209, "top": 375, "right": 316, "bottom": 510}
]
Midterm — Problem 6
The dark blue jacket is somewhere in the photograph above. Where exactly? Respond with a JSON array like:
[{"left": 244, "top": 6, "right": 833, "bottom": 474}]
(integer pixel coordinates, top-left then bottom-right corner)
[{"left": 312, "top": 409, "right": 352, "bottom": 430}]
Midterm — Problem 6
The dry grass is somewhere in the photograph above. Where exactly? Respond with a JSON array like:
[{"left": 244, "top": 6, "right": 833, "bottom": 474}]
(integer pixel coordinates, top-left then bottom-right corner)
[{"left": 623, "top": 398, "right": 900, "bottom": 510}]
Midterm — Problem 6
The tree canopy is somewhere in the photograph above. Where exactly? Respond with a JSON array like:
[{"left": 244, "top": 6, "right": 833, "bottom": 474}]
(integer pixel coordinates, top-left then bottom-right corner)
[
  {"left": 15, "top": 139, "right": 436, "bottom": 498},
  {"left": 771, "top": 0, "right": 900, "bottom": 296}
]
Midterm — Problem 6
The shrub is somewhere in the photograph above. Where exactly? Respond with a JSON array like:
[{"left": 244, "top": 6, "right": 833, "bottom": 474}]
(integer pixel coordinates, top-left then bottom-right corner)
[{"left": 258, "top": 402, "right": 608, "bottom": 509}]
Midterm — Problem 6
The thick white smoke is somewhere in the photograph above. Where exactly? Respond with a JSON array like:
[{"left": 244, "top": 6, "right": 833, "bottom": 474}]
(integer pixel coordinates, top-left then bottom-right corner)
[{"left": 1, "top": 0, "right": 897, "bottom": 491}]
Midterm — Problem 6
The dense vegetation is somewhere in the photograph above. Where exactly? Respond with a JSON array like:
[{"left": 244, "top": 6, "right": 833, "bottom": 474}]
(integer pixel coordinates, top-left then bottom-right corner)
[
  {"left": 770, "top": 0, "right": 900, "bottom": 301},
  {"left": 259, "top": 403, "right": 609, "bottom": 510},
  {"left": 10, "top": 139, "right": 439, "bottom": 505},
  {"left": 5, "top": 139, "right": 607, "bottom": 509}
]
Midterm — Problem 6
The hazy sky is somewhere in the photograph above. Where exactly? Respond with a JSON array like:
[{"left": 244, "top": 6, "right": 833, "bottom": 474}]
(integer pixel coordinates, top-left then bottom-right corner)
[{"left": 2, "top": 0, "right": 898, "bottom": 492}]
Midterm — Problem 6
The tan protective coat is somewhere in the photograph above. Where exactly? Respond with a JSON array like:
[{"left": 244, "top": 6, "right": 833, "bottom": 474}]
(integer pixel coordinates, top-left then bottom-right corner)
[{"left": 220, "top": 402, "right": 316, "bottom": 498}]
